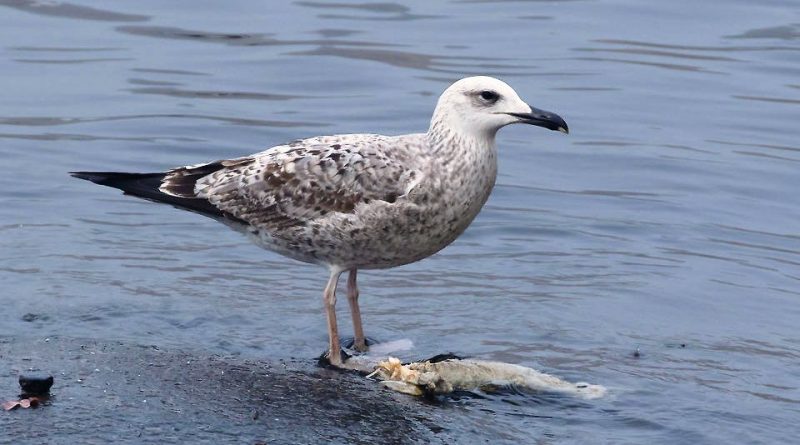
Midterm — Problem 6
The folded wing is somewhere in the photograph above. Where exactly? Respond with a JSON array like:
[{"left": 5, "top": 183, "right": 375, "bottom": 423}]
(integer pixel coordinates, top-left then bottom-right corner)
[{"left": 162, "top": 135, "right": 423, "bottom": 230}]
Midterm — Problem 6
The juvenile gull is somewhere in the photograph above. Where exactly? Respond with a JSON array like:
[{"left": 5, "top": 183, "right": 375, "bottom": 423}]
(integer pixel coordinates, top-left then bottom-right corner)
[{"left": 71, "top": 76, "right": 568, "bottom": 367}]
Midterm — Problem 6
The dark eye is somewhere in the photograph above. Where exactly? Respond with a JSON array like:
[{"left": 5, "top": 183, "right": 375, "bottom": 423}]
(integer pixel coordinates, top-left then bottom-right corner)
[{"left": 480, "top": 90, "right": 499, "bottom": 102}]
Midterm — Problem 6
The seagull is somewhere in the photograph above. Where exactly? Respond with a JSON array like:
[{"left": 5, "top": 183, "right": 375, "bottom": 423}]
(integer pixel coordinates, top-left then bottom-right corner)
[{"left": 71, "top": 76, "right": 568, "bottom": 367}]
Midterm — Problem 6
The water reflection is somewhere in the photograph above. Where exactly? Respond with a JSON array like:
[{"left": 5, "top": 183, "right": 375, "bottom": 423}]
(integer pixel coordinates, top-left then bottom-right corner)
[
  {"left": 0, "top": 0, "right": 148, "bottom": 22},
  {"left": 573, "top": 56, "right": 722, "bottom": 73},
  {"left": 594, "top": 38, "right": 800, "bottom": 53},
  {"left": 126, "top": 86, "right": 304, "bottom": 101},
  {"left": 13, "top": 57, "right": 134, "bottom": 64},
  {"left": 0, "top": 113, "right": 326, "bottom": 129},
  {"left": 573, "top": 47, "right": 740, "bottom": 62},
  {"left": 115, "top": 25, "right": 538, "bottom": 75},
  {"left": 733, "top": 94, "right": 800, "bottom": 105},
  {"left": 728, "top": 24, "right": 800, "bottom": 41},
  {"left": 116, "top": 24, "right": 394, "bottom": 48},
  {"left": 290, "top": 46, "right": 525, "bottom": 73},
  {"left": 295, "top": 0, "right": 440, "bottom": 21},
  {"left": 131, "top": 67, "right": 210, "bottom": 76}
]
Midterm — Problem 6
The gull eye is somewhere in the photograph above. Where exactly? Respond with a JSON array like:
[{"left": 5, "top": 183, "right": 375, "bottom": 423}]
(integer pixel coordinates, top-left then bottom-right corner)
[{"left": 479, "top": 90, "right": 499, "bottom": 102}]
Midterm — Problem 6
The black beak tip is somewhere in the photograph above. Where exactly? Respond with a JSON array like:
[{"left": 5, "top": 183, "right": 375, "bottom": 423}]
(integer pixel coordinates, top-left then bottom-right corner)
[
  {"left": 511, "top": 105, "right": 569, "bottom": 134},
  {"left": 539, "top": 109, "right": 569, "bottom": 134}
]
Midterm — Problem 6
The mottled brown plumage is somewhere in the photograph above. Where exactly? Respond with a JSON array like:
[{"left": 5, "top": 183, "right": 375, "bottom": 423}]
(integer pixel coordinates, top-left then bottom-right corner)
[{"left": 71, "top": 76, "right": 568, "bottom": 367}]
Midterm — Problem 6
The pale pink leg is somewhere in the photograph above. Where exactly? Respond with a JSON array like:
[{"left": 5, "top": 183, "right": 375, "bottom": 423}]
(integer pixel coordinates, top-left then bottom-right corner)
[
  {"left": 323, "top": 269, "right": 344, "bottom": 366},
  {"left": 347, "top": 268, "right": 368, "bottom": 352}
]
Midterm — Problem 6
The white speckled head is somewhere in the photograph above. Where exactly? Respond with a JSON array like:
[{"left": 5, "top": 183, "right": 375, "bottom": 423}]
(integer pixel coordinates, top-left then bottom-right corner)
[{"left": 429, "top": 76, "right": 568, "bottom": 140}]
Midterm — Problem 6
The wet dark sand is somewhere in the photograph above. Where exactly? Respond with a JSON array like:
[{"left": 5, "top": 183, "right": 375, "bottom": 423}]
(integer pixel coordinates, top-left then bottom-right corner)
[{"left": 0, "top": 337, "right": 449, "bottom": 444}]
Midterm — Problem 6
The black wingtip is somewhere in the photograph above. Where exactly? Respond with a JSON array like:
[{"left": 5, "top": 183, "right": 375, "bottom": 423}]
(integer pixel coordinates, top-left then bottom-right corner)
[
  {"left": 71, "top": 171, "right": 127, "bottom": 186},
  {"left": 69, "top": 171, "right": 163, "bottom": 187},
  {"left": 69, "top": 170, "right": 238, "bottom": 223},
  {"left": 70, "top": 171, "right": 104, "bottom": 183}
]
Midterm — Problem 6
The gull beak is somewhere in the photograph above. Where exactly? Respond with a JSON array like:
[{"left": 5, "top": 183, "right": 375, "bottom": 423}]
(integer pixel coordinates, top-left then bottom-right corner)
[{"left": 506, "top": 105, "right": 569, "bottom": 134}]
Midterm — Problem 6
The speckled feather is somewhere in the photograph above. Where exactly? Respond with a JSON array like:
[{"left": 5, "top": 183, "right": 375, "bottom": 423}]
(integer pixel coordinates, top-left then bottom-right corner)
[
  {"left": 154, "top": 77, "right": 556, "bottom": 271},
  {"left": 194, "top": 135, "right": 423, "bottom": 227},
  {"left": 69, "top": 76, "right": 566, "bottom": 367},
  {"left": 159, "top": 131, "right": 494, "bottom": 270}
]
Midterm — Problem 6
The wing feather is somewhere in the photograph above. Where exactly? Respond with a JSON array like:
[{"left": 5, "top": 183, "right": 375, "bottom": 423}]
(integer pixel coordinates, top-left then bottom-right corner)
[{"left": 188, "top": 134, "right": 425, "bottom": 229}]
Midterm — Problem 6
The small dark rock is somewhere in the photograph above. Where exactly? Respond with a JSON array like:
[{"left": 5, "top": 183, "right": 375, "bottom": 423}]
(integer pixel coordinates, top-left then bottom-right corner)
[
  {"left": 425, "top": 353, "right": 464, "bottom": 363},
  {"left": 341, "top": 336, "right": 378, "bottom": 350},
  {"left": 19, "top": 375, "right": 54, "bottom": 395}
]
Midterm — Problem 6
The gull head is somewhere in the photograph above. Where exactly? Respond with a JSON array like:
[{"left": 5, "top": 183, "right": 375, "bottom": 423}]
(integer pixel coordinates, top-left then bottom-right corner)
[{"left": 430, "top": 76, "right": 568, "bottom": 138}]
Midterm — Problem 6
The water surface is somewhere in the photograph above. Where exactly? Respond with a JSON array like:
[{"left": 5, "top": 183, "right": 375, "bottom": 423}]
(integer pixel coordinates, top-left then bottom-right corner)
[{"left": 1, "top": 0, "right": 798, "bottom": 443}]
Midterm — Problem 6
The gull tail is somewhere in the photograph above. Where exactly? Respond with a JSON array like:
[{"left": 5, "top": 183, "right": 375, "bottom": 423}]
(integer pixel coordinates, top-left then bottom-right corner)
[
  {"left": 70, "top": 171, "right": 165, "bottom": 198},
  {"left": 69, "top": 169, "right": 231, "bottom": 220}
]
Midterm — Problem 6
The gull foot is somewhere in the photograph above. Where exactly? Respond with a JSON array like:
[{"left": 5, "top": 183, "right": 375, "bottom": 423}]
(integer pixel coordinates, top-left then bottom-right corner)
[
  {"left": 342, "top": 336, "right": 378, "bottom": 354},
  {"left": 317, "top": 348, "right": 351, "bottom": 368}
]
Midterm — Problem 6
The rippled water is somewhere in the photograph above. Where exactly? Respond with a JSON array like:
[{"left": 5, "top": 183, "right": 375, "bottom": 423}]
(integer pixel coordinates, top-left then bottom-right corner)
[{"left": 1, "top": 0, "right": 799, "bottom": 443}]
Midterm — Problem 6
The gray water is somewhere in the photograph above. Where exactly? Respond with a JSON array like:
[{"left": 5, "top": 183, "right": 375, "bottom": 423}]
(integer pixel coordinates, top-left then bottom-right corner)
[{"left": 1, "top": 0, "right": 799, "bottom": 443}]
